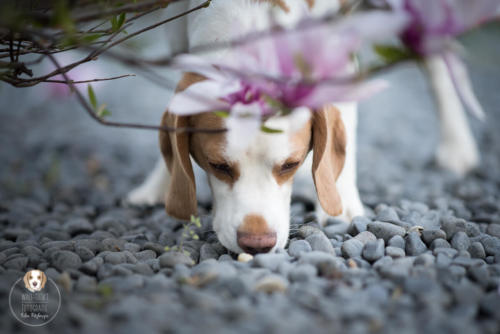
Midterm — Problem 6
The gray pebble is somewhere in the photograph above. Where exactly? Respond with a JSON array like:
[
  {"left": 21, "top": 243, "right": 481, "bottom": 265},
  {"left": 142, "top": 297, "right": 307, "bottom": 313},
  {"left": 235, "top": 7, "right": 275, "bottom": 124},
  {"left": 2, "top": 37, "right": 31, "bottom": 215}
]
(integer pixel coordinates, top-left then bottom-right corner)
[
  {"left": 405, "top": 232, "right": 427, "bottom": 256},
  {"left": 436, "top": 253, "right": 452, "bottom": 267},
  {"left": 64, "top": 218, "right": 93, "bottom": 236},
  {"left": 414, "top": 253, "right": 435, "bottom": 266},
  {"left": 159, "top": 252, "right": 194, "bottom": 268},
  {"left": 253, "top": 253, "right": 289, "bottom": 271},
  {"left": 104, "top": 252, "right": 128, "bottom": 265},
  {"left": 385, "top": 246, "right": 405, "bottom": 258},
  {"left": 468, "top": 242, "right": 486, "bottom": 259},
  {"left": 348, "top": 216, "right": 370, "bottom": 235},
  {"left": 481, "top": 235, "right": 500, "bottom": 256},
  {"left": 3, "top": 257, "right": 28, "bottom": 271},
  {"left": 135, "top": 250, "right": 157, "bottom": 262},
  {"left": 79, "top": 257, "right": 103, "bottom": 275},
  {"left": 75, "top": 275, "right": 97, "bottom": 293},
  {"left": 433, "top": 247, "right": 458, "bottom": 258},
  {"left": 441, "top": 217, "right": 466, "bottom": 240},
  {"left": 199, "top": 244, "right": 219, "bottom": 262},
  {"left": 288, "top": 264, "right": 318, "bottom": 282},
  {"left": 218, "top": 254, "right": 233, "bottom": 261},
  {"left": 298, "top": 225, "right": 322, "bottom": 239},
  {"left": 367, "top": 221, "right": 406, "bottom": 242},
  {"left": 451, "top": 231, "right": 471, "bottom": 251},
  {"left": 388, "top": 235, "right": 405, "bottom": 249},
  {"left": 353, "top": 231, "right": 377, "bottom": 245},
  {"left": 306, "top": 232, "right": 335, "bottom": 254},
  {"left": 487, "top": 224, "right": 500, "bottom": 238},
  {"left": 430, "top": 238, "right": 451, "bottom": 250},
  {"left": 288, "top": 239, "right": 312, "bottom": 258},
  {"left": 422, "top": 229, "right": 447, "bottom": 245},
  {"left": 75, "top": 246, "right": 95, "bottom": 262},
  {"left": 51, "top": 250, "right": 82, "bottom": 271},
  {"left": 376, "top": 207, "right": 401, "bottom": 224},
  {"left": 341, "top": 238, "right": 364, "bottom": 258},
  {"left": 123, "top": 242, "right": 141, "bottom": 253},
  {"left": 362, "top": 239, "right": 384, "bottom": 262}
]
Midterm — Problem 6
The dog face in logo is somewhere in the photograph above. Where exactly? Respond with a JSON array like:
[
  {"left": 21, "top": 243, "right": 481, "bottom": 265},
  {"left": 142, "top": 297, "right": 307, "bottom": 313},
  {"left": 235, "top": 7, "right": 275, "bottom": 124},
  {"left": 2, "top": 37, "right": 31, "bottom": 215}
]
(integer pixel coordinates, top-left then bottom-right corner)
[{"left": 23, "top": 270, "right": 47, "bottom": 292}]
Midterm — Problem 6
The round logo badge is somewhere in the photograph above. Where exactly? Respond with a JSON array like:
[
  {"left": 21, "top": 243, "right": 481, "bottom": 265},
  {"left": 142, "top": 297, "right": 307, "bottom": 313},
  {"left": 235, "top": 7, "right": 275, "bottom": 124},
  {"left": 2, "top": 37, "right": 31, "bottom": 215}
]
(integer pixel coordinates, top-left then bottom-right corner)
[{"left": 9, "top": 270, "right": 61, "bottom": 326}]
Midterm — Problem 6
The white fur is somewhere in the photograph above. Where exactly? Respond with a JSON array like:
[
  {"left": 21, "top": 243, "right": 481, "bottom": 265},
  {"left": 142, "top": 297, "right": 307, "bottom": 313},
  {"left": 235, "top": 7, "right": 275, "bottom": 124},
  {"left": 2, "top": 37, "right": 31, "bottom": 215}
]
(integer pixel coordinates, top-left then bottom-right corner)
[{"left": 424, "top": 55, "right": 480, "bottom": 176}]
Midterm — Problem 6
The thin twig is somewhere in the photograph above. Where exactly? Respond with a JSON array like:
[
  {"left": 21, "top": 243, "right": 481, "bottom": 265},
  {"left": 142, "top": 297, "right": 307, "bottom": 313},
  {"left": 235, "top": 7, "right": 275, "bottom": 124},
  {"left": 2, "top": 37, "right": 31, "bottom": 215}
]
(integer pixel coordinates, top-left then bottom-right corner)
[
  {"left": 44, "top": 50, "right": 227, "bottom": 134},
  {"left": 43, "top": 73, "right": 136, "bottom": 84}
]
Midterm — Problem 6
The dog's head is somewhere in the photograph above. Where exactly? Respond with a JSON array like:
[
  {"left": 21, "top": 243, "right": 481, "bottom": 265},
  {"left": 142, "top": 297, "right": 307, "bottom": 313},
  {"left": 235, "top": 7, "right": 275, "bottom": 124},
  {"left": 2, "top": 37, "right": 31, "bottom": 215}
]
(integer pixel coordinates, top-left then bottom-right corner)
[
  {"left": 23, "top": 270, "right": 47, "bottom": 292},
  {"left": 160, "top": 73, "right": 346, "bottom": 254}
]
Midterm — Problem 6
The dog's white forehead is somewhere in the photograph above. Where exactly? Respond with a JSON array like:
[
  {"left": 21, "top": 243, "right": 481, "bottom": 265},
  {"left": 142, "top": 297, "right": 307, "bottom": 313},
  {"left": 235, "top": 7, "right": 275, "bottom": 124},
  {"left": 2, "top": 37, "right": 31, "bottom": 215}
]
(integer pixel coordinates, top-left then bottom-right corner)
[{"left": 223, "top": 108, "right": 311, "bottom": 162}]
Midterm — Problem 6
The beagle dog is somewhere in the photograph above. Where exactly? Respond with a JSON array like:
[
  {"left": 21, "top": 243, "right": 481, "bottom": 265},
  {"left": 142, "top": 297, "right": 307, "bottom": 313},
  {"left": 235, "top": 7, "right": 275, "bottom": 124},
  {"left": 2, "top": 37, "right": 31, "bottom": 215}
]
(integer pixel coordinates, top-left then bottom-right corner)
[
  {"left": 23, "top": 270, "right": 47, "bottom": 292},
  {"left": 127, "top": 0, "right": 480, "bottom": 254}
]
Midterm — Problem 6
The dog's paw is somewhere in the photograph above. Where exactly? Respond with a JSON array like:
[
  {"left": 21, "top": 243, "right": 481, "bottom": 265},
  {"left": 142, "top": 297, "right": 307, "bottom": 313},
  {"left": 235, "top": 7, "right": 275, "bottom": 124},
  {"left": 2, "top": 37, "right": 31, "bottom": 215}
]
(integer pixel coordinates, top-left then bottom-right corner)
[
  {"left": 436, "top": 140, "right": 479, "bottom": 176},
  {"left": 338, "top": 192, "right": 365, "bottom": 223},
  {"left": 125, "top": 185, "right": 164, "bottom": 206}
]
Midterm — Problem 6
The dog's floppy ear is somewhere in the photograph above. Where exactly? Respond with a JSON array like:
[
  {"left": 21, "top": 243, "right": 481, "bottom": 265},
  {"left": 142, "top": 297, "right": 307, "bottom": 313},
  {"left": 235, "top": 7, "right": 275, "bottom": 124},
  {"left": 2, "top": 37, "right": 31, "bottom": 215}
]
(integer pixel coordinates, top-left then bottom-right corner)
[
  {"left": 40, "top": 271, "right": 47, "bottom": 289},
  {"left": 23, "top": 271, "right": 30, "bottom": 290},
  {"left": 160, "top": 111, "right": 196, "bottom": 220},
  {"left": 311, "top": 105, "right": 346, "bottom": 216},
  {"left": 159, "top": 73, "right": 205, "bottom": 220}
]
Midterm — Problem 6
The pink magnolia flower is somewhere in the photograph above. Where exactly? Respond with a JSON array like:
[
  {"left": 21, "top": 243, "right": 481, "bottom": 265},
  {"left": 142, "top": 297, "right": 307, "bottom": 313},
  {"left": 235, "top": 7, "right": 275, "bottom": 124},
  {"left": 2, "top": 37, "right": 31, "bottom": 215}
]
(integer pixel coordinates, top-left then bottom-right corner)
[
  {"left": 389, "top": 0, "right": 500, "bottom": 119},
  {"left": 169, "top": 11, "right": 407, "bottom": 149}
]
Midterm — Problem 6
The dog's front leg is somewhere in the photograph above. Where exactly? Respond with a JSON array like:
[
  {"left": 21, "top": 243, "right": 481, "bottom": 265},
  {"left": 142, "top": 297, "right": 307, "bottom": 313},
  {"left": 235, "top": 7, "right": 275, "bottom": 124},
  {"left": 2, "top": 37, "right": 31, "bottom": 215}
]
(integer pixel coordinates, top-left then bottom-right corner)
[
  {"left": 315, "top": 102, "right": 364, "bottom": 226},
  {"left": 126, "top": 157, "right": 169, "bottom": 206}
]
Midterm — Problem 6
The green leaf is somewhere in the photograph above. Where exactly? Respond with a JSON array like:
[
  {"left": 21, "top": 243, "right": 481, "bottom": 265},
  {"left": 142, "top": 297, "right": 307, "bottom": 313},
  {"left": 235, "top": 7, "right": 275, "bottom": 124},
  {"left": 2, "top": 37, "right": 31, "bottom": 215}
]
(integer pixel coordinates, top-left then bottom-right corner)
[
  {"left": 82, "top": 33, "right": 102, "bottom": 44},
  {"left": 373, "top": 45, "right": 413, "bottom": 64},
  {"left": 214, "top": 110, "right": 229, "bottom": 118},
  {"left": 111, "top": 15, "right": 118, "bottom": 31},
  {"left": 117, "top": 13, "right": 126, "bottom": 30},
  {"left": 87, "top": 84, "right": 97, "bottom": 109},
  {"left": 192, "top": 235, "right": 199, "bottom": 240},
  {"left": 97, "top": 284, "right": 113, "bottom": 298},
  {"left": 260, "top": 125, "right": 283, "bottom": 134},
  {"left": 164, "top": 246, "right": 170, "bottom": 251},
  {"left": 97, "top": 104, "right": 111, "bottom": 118}
]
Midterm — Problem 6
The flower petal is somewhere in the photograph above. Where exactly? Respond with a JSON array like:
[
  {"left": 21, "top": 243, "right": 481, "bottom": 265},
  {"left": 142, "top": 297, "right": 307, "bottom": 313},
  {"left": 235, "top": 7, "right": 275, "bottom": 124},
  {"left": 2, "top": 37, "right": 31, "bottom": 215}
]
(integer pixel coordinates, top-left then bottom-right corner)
[
  {"left": 226, "top": 102, "right": 262, "bottom": 155},
  {"left": 169, "top": 80, "right": 237, "bottom": 115}
]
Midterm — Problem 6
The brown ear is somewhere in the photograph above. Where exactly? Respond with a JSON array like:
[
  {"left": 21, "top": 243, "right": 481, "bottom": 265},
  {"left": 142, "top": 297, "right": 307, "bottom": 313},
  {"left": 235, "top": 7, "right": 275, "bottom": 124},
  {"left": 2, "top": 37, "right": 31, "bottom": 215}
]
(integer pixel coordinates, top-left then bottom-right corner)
[
  {"left": 311, "top": 105, "right": 346, "bottom": 216},
  {"left": 159, "top": 111, "right": 197, "bottom": 220},
  {"left": 40, "top": 271, "right": 47, "bottom": 289},
  {"left": 159, "top": 73, "right": 205, "bottom": 220},
  {"left": 23, "top": 271, "right": 30, "bottom": 289}
]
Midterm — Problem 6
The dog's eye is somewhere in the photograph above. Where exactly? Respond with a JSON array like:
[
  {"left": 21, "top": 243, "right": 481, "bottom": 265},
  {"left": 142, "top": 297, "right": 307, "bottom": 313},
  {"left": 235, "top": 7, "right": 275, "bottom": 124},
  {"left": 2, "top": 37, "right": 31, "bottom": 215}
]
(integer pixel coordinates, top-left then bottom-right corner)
[
  {"left": 209, "top": 162, "right": 233, "bottom": 177},
  {"left": 280, "top": 161, "right": 299, "bottom": 174}
]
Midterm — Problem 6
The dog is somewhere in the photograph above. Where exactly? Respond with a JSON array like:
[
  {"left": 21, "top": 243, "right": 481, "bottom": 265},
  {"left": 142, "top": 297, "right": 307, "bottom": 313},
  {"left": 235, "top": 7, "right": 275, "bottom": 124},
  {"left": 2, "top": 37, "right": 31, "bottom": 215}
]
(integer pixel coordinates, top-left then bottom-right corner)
[
  {"left": 23, "top": 270, "right": 47, "bottom": 292},
  {"left": 127, "top": 0, "right": 480, "bottom": 254}
]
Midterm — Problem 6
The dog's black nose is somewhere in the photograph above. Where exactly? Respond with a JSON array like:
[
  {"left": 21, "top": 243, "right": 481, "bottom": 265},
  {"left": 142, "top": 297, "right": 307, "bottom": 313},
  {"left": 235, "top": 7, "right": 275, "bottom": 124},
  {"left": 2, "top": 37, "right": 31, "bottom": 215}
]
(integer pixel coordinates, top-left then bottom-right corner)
[
  {"left": 33, "top": 282, "right": 37, "bottom": 286},
  {"left": 237, "top": 231, "right": 277, "bottom": 255}
]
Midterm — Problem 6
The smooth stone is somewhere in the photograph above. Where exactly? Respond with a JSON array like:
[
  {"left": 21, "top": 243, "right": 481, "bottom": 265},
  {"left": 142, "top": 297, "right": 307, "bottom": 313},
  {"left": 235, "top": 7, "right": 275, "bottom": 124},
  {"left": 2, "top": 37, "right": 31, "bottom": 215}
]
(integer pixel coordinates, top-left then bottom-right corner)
[
  {"left": 253, "top": 253, "right": 288, "bottom": 271},
  {"left": 388, "top": 235, "right": 405, "bottom": 249},
  {"left": 159, "top": 252, "right": 194, "bottom": 268},
  {"left": 353, "top": 231, "right": 377, "bottom": 245},
  {"left": 362, "top": 239, "right": 384, "bottom": 262},
  {"left": 341, "top": 238, "right": 364, "bottom": 258},
  {"left": 3, "top": 257, "right": 28, "bottom": 271},
  {"left": 451, "top": 231, "right": 471, "bottom": 251},
  {"left": 468, "top": 242, "right": 486, "bottom": 259},
  {"left": 433, "top": 247, "right": 458, "bottom": 258},
  {"left": 64, "top": 218, "right": 93, "bottom": 236},
  {"left": 199, "top": 244, "right": 219, "bottom": 262},
  {"left": 385, "top": 246, "right": 405, "bottom": 258},
  {"left": 288, "top": 239, "right": 312, "bottom": 258},
  {"left": 367, "top": 221, "right": 406, "bottom": 242},
  {"left": 481, "top": 235, "right": 500, "bottom": 256},
  {"left": 441, "top": 217, "right": 466, "bottom": 240},
  {"left": 405, "top": 232, "right": 427, "bottom": 256},
  {"left": 414, "top": 253, "right": 435, "bottom": 266},
  {"left": 75, "top": 275, "right": 97, "bottom": 293},
  {"left": 74, "top": 246, "right": 95, "bottom": 262},
  {"left": 79, "top": 257, "right": 103, "bottom": 275},
  {"left": 134, "top": 250, "right": 157, "bottom": 262},
  {"left": 298, "top": 225, "right": 322, "bottom": 239},
  {"left": 51, "top": 250, "right": 82, "bottom": 271},
  {"left": 288, "top": 264, "right": 318, "bottom": 282},
  {"left": 306, "top": 232, "right": 335, "bottom": 254},
  {"left": 254, "top": 275, "right": 288, "bottom": 293},
  {"left": 348, "top": 216, "right": 370, "bottom": 235},
  {"left": 487, "top": 224, "right": 500, "bottom": 238},
  {"left": 422, "top": 229, "right": 447, "bottom": 245},
  {"left": 430, "top": 238, "right": 451, "bottom": 250},
  {"left": 376, "top": 207, "right": 401, "bottom": 224}
]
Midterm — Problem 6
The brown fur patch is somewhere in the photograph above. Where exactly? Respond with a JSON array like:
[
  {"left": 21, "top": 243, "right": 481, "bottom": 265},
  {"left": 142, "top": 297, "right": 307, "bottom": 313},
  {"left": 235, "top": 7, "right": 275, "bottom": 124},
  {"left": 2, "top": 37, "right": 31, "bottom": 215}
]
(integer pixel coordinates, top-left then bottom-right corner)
[
  {"left": 272, "top": 118, "right": 312, "bottom": 185},
  {"left": 189, "top": 113, "right": 240, "bottom": 186},
  {"left": 238, "top": 214, "right": 272, "bottom": 235},
  {"left": 257, "top": 0, "right": 290, "bottom": 12}
]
